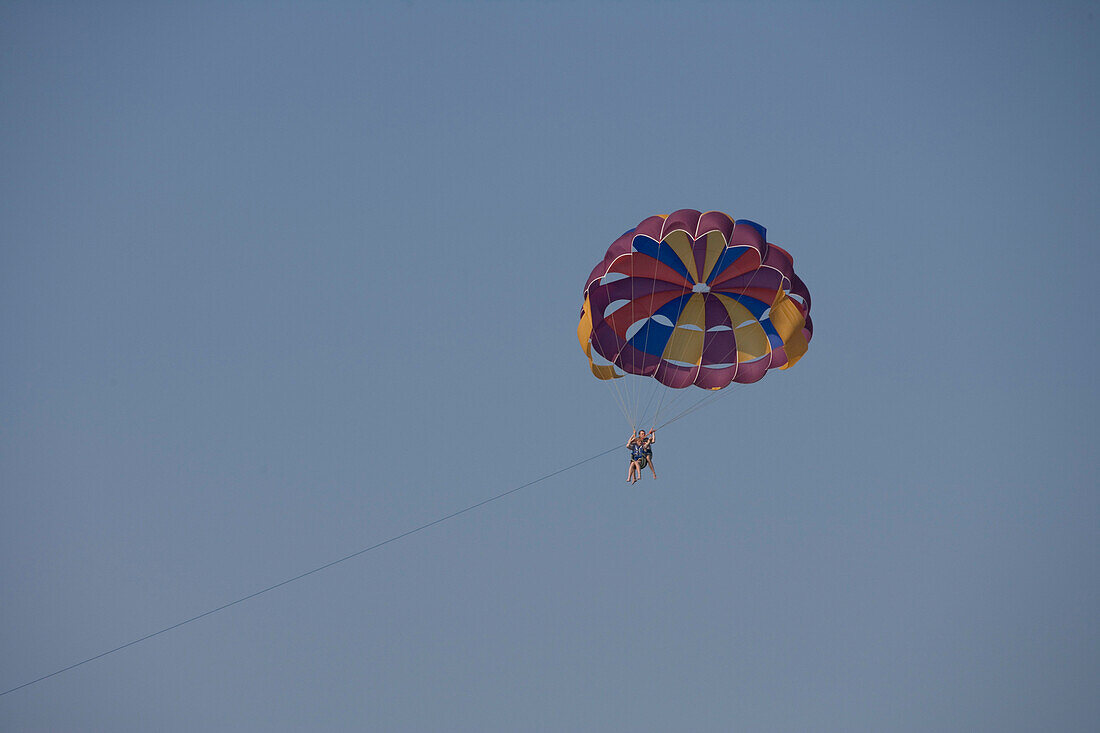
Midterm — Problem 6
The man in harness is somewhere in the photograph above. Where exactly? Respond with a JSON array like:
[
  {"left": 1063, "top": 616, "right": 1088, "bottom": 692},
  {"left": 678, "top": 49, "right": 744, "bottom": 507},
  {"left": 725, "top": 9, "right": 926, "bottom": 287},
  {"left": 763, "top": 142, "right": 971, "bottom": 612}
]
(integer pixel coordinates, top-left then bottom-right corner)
[{"left": 626, "top": 429, "right": 657, "bottom": 484}]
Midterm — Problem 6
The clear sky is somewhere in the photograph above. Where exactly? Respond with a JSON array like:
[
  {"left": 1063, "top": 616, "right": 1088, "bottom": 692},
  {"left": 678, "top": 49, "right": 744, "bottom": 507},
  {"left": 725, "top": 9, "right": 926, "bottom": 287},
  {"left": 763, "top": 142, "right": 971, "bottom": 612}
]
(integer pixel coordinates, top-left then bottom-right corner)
[{"left": 2, "top": 2, "right": 1097, "bottom": 731}]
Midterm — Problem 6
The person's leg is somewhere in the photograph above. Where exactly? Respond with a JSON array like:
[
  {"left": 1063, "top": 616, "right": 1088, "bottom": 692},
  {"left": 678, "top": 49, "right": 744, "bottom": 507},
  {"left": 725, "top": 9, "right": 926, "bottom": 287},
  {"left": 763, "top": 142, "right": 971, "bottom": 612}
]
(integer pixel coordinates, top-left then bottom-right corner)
[{"left": 648, "top": 456, "right": 656, "bottom": 478}]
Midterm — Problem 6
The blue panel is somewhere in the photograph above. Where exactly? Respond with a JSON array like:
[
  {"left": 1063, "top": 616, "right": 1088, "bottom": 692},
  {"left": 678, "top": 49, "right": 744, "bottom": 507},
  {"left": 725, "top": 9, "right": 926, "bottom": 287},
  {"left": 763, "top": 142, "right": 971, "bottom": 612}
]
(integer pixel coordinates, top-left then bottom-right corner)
[
  {"left": 653, "top": 291, "right": 693, "bottom": 322},
  {"left": 632, "top": 235, "right": 694, "bottom": 283},
  {"left": 715, "top": 290, "right": 770, "bottom": 319},
  {"left": 761, "top": 318, "right": 784, "bottom": 348},
  {"left": 705, "top": 246, "right": 752, "bottom": 284},
  {"left": 628, "top": 320, "right": 674, "bottom": 357},
  {"left": 627, "top": 292, "right": 692, "bottom": 356},
  {"left": 734, "top": 219, "right": 767, "bottom": 240}
]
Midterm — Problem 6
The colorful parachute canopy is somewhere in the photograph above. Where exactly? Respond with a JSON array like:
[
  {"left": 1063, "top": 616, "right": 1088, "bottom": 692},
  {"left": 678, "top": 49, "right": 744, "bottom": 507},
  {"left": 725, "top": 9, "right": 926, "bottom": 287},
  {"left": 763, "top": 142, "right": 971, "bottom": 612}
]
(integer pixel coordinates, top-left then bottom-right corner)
[{"left": 578, "top": 209, "right": 813, "bottom": 390}]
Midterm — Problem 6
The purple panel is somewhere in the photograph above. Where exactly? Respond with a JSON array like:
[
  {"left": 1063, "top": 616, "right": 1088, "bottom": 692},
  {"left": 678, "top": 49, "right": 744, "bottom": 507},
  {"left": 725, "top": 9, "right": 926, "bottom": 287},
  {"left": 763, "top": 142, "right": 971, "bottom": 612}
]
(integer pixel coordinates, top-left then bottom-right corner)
[
  {"left": 584, "top": 229, "right": 637, "bottom": 295},
  {"left": 730, "top": 221, "right": 766, "bottom": 249},
  {"left": 634, "top": 215, "right": 668, "bottom": 242},
  {"left": 691, "top": 235, "right": 710, "bottom": 283},
  {"left": 590, "top": 312, "right": 664, "bottom": 378},
  {"left": 696, "top": 211, "right": 735, "bottom": 241},
  {"left": 701, "top": 329, "right": 738, "bottom": 366},
  {"left": 607, "top": 228, "right": 636, "bottom": 257},
  {"left": 594, "top": 276, "right": 686, "bottom": 304},
  {"left": 604, "top": 251, "right": 693, "bottom": 287},
  {"left": 701, "top": 295, "right": 737, "bottom": 366},
  {"left": 732, "top": 357, "right": 770, "bottom": 384},
  {"left": 703, "top": 292, "right": 733, "bottom": 326},
  {"left": 790, "top": 272, "right": 811, "bottom": 313},
  {"left": 654, "top": 360, "right": 698, "bottom": 388},
  {"left": 711, "top": 268, "right": 784, "bottom": 293},
  {"left": 588, "top": 278, "right": 684, "bottom": 327},
  {"left": 661, "top": 209, "right": 702, "bottom": 239},
  {"left": 604, "top": 291, "right": 686, "bottom": 339},
  {"left": 585, "top": 261, "right": 608, "bottom": 294},
  {"left": 762, "top": 242, "right": 794, "bottom": 278},
  {"left": 614, "top": 338, "right": 663, "bottom": 376},
  {"left": 695, "top": 365, "right": 736, "bottom": 389},
  {"left": 589, "top": 320, "right": 625, "bottom": 366},
  {"left": 586, "top": 282, "right": 617, "bottom": 322},
  {"left": 702, "top": 328, "right": 737, "bottom": 364},
  {"left": 769, "top": 345, "right": 789, "bottom": 369}
]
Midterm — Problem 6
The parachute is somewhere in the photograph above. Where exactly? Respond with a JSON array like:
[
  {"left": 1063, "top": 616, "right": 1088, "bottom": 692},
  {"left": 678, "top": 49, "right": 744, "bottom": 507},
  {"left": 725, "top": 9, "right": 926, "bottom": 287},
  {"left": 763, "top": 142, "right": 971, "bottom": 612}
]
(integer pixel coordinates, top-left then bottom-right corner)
[{"left": 577, "top": 209, "right": 813, "bottom": 429}]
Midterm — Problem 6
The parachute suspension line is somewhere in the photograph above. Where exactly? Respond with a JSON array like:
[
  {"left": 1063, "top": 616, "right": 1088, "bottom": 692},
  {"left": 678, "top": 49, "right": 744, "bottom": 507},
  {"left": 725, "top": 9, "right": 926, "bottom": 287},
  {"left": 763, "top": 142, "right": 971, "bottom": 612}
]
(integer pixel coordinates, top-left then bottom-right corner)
[
  {"left": 651, "top": 394, "right": 708, "bottom": 428},
  {"left": 637, "top": 380, "right": 660, "bottom": 431},
  {"left": 594, "top": 348, "right": 631, "bottom": 430},
  {"left": 0, "top": 443, "right": 623, "bottom": 698},
  {"left": 604, "top": 370, "right": 634, "bottom": 432},
  {"left": 655, "top": 380, "right": 749, "bottom": 431},
  {"left": 649, "top": 384, "right": 669, "bottom": 433},
  {"left": 657, "top": 393, "right": 719, "bottom": 429},
  {"left": 658, "top": 380, "right": 707, "bottom": 425},
  {"left": 636, "top": 235, "right": 663, "bottom": 429},
  {"left": 590, "top": 283, "right": 633, "bottom": 430},
  {"left": 659, "top": 385, "right": 710, "bottom": 430},
  {"left": 629, "top": 234, "right": 638, "bottom": 424},
  {"left": 629, "top": 237, "right": 642, "bottom": 426},
  {"left": 657, "top": 392, "right": 728, "bottom": 430},
  {"left": 651, "top": 386, "right": 683, "bottom": 429},
  {"left": 652, "top": 385, "right": 696, "bottom": 431}
]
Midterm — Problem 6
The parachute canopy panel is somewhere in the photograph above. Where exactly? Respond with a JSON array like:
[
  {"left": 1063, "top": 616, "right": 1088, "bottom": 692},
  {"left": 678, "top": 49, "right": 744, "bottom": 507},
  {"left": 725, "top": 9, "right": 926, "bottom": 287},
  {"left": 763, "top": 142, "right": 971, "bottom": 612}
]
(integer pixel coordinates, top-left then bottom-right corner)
[{"left": 579, "top": 209, "right": 813, "bottom": 391}]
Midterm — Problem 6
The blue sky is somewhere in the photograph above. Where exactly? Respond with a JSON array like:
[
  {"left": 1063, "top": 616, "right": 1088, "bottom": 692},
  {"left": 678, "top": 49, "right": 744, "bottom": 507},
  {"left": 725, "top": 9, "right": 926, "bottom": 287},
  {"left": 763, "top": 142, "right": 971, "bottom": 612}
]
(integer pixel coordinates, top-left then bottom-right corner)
[{"left": 2, "top": 2, "right": 1097, "bottom": 730}]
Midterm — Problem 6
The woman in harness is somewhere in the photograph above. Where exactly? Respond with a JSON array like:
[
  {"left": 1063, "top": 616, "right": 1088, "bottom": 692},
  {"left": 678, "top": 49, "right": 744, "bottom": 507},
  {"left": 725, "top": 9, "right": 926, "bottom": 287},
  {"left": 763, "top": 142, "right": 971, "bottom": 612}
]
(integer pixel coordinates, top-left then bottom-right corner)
[{"left": 627, "top": 430, "right": 657, "bottom": 484}]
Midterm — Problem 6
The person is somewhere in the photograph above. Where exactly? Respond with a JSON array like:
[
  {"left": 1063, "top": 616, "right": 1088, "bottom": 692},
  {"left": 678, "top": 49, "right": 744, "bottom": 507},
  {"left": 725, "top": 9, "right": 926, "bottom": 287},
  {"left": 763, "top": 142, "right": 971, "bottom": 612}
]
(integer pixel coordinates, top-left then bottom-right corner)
[
  {"left": 627, "top": 429, "right": 650, "bottom": 484},
  {"left": 642, "top": 430, "right": 656, "bottom": 479},
  {"left": 626, "top": 431, "right": 641, "bottom": 483}
]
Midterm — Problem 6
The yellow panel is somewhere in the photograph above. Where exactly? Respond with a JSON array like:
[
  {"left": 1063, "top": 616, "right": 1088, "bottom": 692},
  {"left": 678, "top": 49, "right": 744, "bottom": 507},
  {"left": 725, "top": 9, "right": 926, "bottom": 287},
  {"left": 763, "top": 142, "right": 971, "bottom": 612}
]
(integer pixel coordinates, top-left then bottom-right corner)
[
  {"left": 663, "top": 230, "right": 698, "bottom": 282},
  {"left": 589, "top": 358, "right": 621, "bottom": 380},
  {"left": 715, "top": 293, "right": 770, "bottom": 361},
  {"left": 778, "top": 326, "right": 808, "bottom": 368},
  {"left": 577, "top": 297, "right": 594, "bottom": 349},
  {"left": 700, "top": 230, "right": 727, "bottom": 282},
  {"left": 661, "top": 293, "right": 705, "bottom": 365},
  {"left": 578, "top": 296, "right": 621, "bottom": 380},
  {"left": 734, "top": 321, "right": 770, "bottom": 361},
  {"left": 770, "top": 290, "right": 809, "bottom": 368},
  {"left": 769, "top": 291, "right": 805, "bottom": 342}
]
